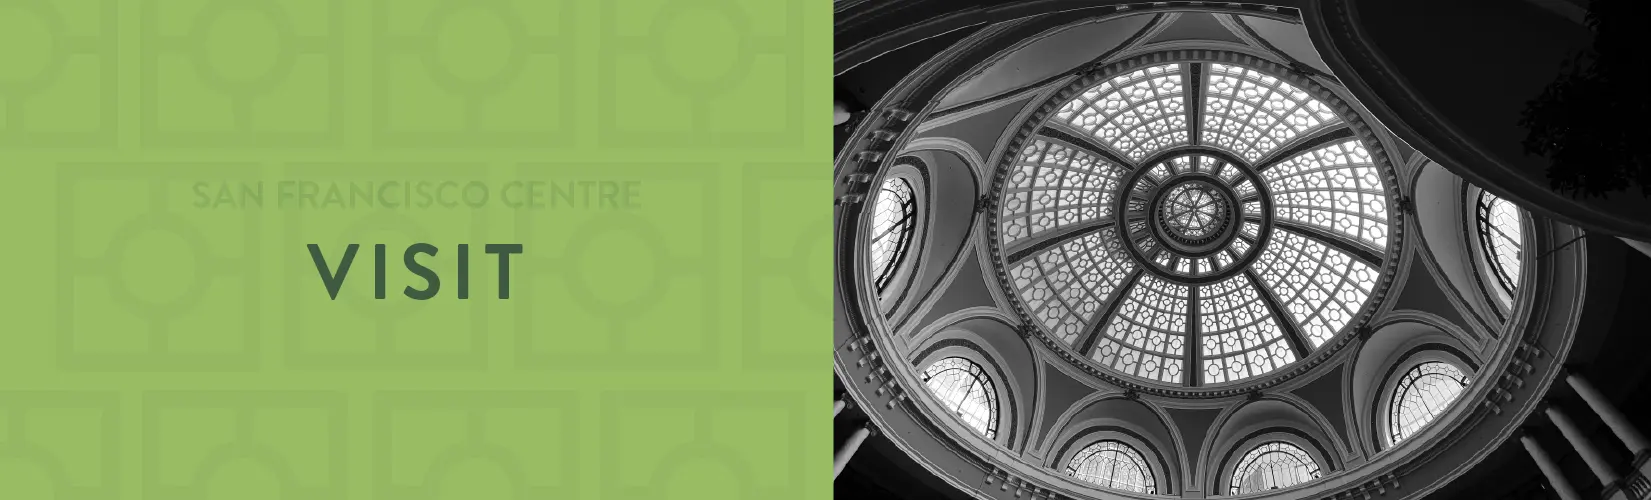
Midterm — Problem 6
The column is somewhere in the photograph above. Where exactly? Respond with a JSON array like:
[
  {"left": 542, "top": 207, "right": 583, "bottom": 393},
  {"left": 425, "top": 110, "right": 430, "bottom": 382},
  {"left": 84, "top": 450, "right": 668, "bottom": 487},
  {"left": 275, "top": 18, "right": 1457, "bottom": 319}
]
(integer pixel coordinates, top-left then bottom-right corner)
[
  {"left": 834, "top": 423, "right": 877, "bottom": 480},
  {"left": 1522, "top": 433, "right": 1583, "bottom": 500},
  {"left": 834, "top": 100, "right": 853, "bottom": 126},
  {"left": 834, "top": 396, "right": 852, "bottom": 418},
  {"left": 1547, "top": 404, "right": 1622, "bottom": 486},
  {"left": 1567, "top": 372, "right": 1650, "bottom": 454}
]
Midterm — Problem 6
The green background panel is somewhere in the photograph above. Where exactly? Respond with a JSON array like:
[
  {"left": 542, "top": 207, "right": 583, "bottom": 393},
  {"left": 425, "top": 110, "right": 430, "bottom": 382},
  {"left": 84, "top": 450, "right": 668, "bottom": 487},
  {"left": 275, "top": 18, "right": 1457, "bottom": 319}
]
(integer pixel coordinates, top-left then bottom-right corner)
[{"left": 0, "top": 0, "right": 830, "bottom": 498}]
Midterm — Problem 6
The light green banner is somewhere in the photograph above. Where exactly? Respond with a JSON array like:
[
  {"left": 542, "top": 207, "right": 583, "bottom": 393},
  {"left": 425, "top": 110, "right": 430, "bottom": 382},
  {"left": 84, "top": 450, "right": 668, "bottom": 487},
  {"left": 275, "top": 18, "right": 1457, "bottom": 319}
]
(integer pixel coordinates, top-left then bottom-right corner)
[{"left": 0, "top": 0, "right": 831, "bottom": 498}]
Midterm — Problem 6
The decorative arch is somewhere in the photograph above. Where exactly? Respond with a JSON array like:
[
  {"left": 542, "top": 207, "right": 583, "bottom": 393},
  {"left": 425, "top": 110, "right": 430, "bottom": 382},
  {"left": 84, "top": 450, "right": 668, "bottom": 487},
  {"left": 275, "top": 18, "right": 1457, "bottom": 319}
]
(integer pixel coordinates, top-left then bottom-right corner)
[
  {"left": 1211, "top": 426, "right": 1335, "bottom": 495},
  {"left": 1226, "top": 439, "right": 1324, "bottom": 494},
  {"left": 1041, "top": 395, "right": 1184, "bottom": 494},
  {"left": 1408, "top": 161, "right": 1505, "bottom": 334},
  {"left": 1385, "top": 360, "right": 1470, "bottom": 445},
  {"left": 920, "top": 356, "right": 1002, "bottom": 438},
  {"left": 1350, "top": 316, "right": 1481, "bottom": 453},
  {"left": 875, "top": 149, "right": 982, "bottom": 333},
  {"left": 871, "top": 157, "right": 931, "bottom": 316},
  {"left": 1469, "top": 186, "right": 1528, "bottom": 314},
  {"left": 909, "top": 316, "right": 1039, "bottom": 451},
  {"left": 870, "top": 175, "right": 919, "bottom": 292},
  {"left": 1066, "top": 438, "right": 1159, "bottom": 494},
  {"left": 901, "top": 137, "right": 990, "bottom": 183},
  {"left": 1204, "top": 397, "right": 1343, "bottom": 493}
]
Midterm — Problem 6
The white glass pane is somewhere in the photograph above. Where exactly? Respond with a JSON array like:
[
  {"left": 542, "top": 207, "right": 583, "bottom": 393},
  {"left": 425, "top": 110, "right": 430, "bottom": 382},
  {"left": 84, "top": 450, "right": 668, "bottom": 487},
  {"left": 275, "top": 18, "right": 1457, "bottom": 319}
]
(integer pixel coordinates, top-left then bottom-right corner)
[
  {"left": 1230, "top": 442, "right": 1322, "bottom": 494},
  {"left": 1001, "top": 140, "right": 1127, "bottom": 245},
  {"left": 1203, "top": 63, "right": 1340, "bottom": 162},
  {"left": 1093, "top": 275, "right": 1188, "bottom": 384},
  {"left": 1067, "top": 440, "right": 1157, "bottom": 493},
  {"left": 1263, "top": 139, "right": 1390, "bottom": 249},
  {"left": 1008, "top": 228, "right": 1136, "bottom": 345},
  {"left": 1056, "top": 64, "right": 1189, "bottom": 161},
  {"left": 1477, "top": 191, "right": 1523, "bottom": 296},
  {"left": 869, "top": 178, "right": 917, "bottom": 291},
  {"left": 1252, "top": 229, "right": 1378, "bottom": 347},
  {"left": 922, "top": 357, "right": 1000, "bottom": 438},
  {"left": 1389, "top": 362, "right": 1470, "bottom": 444},
  {"left": 1200, "top": 275, "right": 1295, "bottom": 384}
]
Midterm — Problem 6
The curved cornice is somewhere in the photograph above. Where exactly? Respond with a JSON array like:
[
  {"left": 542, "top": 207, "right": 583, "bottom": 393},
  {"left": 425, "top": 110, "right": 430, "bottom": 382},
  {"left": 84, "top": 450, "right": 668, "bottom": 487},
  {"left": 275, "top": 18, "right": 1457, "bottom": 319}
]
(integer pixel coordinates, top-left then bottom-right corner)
[
  {"left": 836, "top": 205, "right": 1582, "bottom": 500},
  {"left": 836, "top": 1, "right": 1306, "bottom": 75}
]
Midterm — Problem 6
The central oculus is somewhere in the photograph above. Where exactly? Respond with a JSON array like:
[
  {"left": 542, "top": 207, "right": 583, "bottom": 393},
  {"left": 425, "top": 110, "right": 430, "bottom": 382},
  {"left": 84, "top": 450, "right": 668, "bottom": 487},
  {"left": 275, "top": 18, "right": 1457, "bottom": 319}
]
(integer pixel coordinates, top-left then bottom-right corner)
[
  {"left": 1116, "top": 152, "right": 1272, "bottom": 284},
  {"left": 1157, "top": 180, "right": 1231, "bottom": 244}
]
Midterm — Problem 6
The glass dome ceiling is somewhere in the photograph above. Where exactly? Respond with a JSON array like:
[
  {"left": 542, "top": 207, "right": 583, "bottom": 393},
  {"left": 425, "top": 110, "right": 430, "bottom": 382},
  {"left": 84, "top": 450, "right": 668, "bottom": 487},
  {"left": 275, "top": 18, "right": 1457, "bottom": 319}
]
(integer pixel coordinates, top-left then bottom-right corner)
[{"left": 994, "top": 59, "right": 1397, "bottom": 388}]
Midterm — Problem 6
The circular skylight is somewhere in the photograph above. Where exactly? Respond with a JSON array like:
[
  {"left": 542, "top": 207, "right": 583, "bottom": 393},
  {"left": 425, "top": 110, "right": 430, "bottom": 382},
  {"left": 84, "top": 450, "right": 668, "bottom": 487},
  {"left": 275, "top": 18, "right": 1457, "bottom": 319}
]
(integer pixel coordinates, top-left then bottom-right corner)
[{"left": 992, "top": 56, "right": 1398, "bottom": 389}]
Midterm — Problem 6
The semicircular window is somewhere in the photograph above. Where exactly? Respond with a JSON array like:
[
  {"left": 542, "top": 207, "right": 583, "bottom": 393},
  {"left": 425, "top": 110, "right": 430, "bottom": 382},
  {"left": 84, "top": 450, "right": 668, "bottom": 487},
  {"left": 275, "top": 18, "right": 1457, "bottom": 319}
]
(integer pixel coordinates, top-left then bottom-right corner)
[
  {"left": 996, "top": 59, "right": 1396, "bottom": 387},
  {"left": 869, "top": 177, "right": 917, "bottom": 292},
  {"left": 920, "top": 357, "right": 999, "bottom": 438},
  {"left": 1229, "top": 441, "right": 1322, "bottom": 494},
  {"left": 1475, "top": 191, "right": 1523, "bottom": 299},
  {"left": 1066, "top": 440, "right": 1156, "bottom": 494},
  {"left": 1388, "top": 361, "right": 1470, "bottom": 444}
]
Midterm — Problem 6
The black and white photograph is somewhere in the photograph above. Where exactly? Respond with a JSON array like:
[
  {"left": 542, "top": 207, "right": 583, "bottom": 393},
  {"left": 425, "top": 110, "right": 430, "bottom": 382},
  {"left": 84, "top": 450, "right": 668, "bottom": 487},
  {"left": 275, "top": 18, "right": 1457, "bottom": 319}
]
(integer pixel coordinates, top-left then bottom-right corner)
[{"left": 832, "top": 1, "right": 1651, "bottom": 498}]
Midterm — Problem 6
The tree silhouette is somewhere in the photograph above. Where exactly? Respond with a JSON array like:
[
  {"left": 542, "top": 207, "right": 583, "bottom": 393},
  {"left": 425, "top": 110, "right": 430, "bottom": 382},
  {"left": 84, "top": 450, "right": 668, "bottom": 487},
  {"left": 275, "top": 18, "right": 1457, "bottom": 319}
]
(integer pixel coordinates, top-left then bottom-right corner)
[{"left": 1518, "top": 0, "right": 1651, "bottom": 198}]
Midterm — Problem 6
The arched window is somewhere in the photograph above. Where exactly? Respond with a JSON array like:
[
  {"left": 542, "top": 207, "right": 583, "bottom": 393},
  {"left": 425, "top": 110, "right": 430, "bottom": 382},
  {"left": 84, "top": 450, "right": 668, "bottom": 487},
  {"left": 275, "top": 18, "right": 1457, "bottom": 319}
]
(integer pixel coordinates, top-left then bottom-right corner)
[
  {"left": 1388, "top": 362, "right": 1471, "bottom": 445},
  {"left": 920, "top": 357, "right": 999, "bottom": 438},
  {"left": 1066, "top": 440, "right": 1156, "bottom": 493},
  {"left": 1475, "top": 191, "right": 1523, "bottom": 298},
  {"left": 869, "top": 177, "right": 918, "bottom": 292},
  {"left": 1229, "top": 441, "right": 1322, "bottom": 494}
]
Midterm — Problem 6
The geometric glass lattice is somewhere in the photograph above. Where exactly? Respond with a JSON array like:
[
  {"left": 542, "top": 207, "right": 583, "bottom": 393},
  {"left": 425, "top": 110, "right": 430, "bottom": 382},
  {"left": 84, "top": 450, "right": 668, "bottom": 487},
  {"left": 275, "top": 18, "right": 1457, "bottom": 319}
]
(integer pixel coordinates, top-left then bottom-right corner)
[
  {"left": 1230, "top": 441, "right": 1323, "bottom": 494},
  {"left": 1199, "top": 275, "right": 1295, "bottom": 384},
  {"left": 1055, "top": 64, "right": 1188, "bottom": 161},
  {"left": 1161, "top": 183, "right": 1227, "bottom": 239},
  {"left": 1007, "top": 228, "right": 1137, "bottom": 345},
  {"left": 1388, "top": 362, "right": 1471, "bottom": 445},
  {"left": 1092, "top": 275, "right": 1188, "bottom": 384},
  {"left": 1251, "top": 229, "right": 1378, "bottom": 347},
  {"left": 992, "top": 56, "right": 1400, "bottom": 388},
  {"left": 1066, "top": 440, "right": 1157, "bottom": 494},
  {"left": 869, "top": 177, "right": 918, "bottom": 292},
  {"left": 1263, "top": 139, "right": 1390, "bottom": 250},
  {"left": 1204, "top": 63, "right": 1341, "bottom": 162},
  {"left": 1475, "top": 191, "right": 1523, "bottom": 298},
  {"left": 1000, "top": 140, "right": 1128, "bottom": 245},
  {"left": 921, "top": 357, "right": 1000, "bottom": 438}
]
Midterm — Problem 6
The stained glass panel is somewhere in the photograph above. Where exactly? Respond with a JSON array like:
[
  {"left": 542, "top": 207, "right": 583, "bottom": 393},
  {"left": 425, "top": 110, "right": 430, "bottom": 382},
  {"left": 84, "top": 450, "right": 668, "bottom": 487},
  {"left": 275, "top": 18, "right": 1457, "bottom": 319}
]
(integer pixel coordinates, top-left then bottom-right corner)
[
  {"left": 1389, "top": 362, "right": 1470, "bottom": 444},
  {"left": 1056, "top": 64, "right": 1189, "bottom": 161},
  {"left": 1067, "top": 440, "right": 1157, "bottom": 493},
  {"left": 1001, "top": 140, "right": 1128, "bottom": 245},
  {"left": 869, "top": 177, "right": 917, "bottom": 291},
  {"left": 1476, "top": 191, "right": 1523, "bottom": 296},
  {"left": 922, "top": 357, "right": 1000, "bottom": 438},
  {"left": 1203, "top": 63, "right": 1340, "bottom": 162},
  {"left": 994, "top": 60, "right": 1400, "bottom": 387},
  {"left": 1007, "top": 228, "right": 1136, "bottom": 345},
  {"left": 1093, "top": 275, "right": 1187, "bottom": 384},
  {"left": 1230, "top": 442, "right": 1322, "bottom": 494},
  {"left": 1264, "top": 139, "right": 1389, "bottom": 249},
  {"left": 1252, "top": 229, "right": 1378, "bottom": 347},
  {"left": 1200, "top": 275, "right": 1295, "bottom": 384}
]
